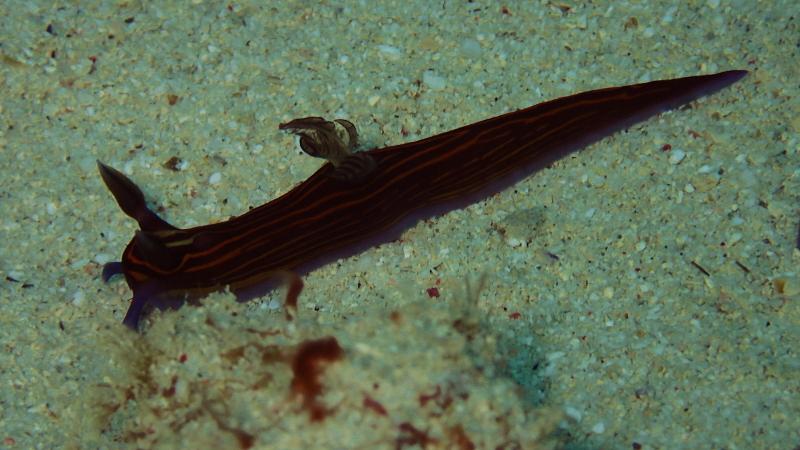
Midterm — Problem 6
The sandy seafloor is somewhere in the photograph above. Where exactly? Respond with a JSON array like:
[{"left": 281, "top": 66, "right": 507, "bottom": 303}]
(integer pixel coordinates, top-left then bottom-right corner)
[{"left": 1, "top": 1, "right": 798, "bottom": 449}]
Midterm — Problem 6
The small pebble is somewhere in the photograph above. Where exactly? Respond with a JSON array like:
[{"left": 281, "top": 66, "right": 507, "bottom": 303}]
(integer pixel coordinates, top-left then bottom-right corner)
[
  {"left": 72, "top": 290, "right": 85, "bottom": 306},
  {"left": 564, "top": 406, "right": 582, "bottom": 421},
  {"left": 423, "top": 71, "right": 446, "bottom": 90},
  {"left": 669, "top": 149, "right": 686, "bottom": 164},
  {"left": 377, "top": 45, "right": 402, "bottom": 59},
  {"left": 460, "top": 39, "right": 482, "bottom": 58},
  {"left": 94, "top": 253, "right": 113, "bottom": 265},
  {"left": 697, "top": 164, "right": 713, "bottom": 173}
]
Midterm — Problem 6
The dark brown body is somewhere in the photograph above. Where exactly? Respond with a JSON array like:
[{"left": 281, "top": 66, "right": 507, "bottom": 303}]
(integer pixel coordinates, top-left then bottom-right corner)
[{"left": 98, "top": 70, "right": 747, "bottom": 329}]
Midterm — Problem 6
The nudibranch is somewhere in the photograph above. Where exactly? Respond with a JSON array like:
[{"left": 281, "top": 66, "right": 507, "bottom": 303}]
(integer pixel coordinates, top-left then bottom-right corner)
[{"left": 98, "top": 70, "right": 747, "bottom": 329}]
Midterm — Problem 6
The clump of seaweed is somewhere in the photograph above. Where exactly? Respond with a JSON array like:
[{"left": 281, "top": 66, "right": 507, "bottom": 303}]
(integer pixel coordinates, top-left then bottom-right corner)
[{"left": 89, "top": 275, "right": 562, "bottom": 449}]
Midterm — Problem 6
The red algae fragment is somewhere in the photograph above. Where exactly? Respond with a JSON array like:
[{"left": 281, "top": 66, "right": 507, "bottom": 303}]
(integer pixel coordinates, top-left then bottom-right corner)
[
  {"left": 161, "top": 376, "right": 177, "bottom": 398},
  {"left": 418, "top": 385, "right": 442, "bottom": 407},
  {"left": 448, "top": 425, "right": 476, "bottom": 450},
  {"left": 395, "top": 422, "right": 436, "bottom": 449},
  {"left": 265, "top": 269, "right": 303, "bottom": 320},
  {"left": 290, "top": 336, "right": 344, "bottom": 421},
  {"left": 363, "top": 394, "right": 388, "bottom": 416},
  {"left": 281, "top": 270, "right": 304, "bottom": 319}
]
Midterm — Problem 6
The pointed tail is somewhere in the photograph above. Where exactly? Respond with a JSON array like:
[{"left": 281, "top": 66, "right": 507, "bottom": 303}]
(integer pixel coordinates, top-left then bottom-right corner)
[{"left": 96, "top": 161, "right": 176, "bottom": 232}]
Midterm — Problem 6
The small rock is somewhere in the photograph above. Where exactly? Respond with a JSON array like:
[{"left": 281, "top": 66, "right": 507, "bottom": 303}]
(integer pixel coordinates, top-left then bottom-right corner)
[
  {"left": 669, "top": 149, "right": 686, "bottom": 164},
  {"left": 423, "top": 71, "right": 446, "bottom": 90}
]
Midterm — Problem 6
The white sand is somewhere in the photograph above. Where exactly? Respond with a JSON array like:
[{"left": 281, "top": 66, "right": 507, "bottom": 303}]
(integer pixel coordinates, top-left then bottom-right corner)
[{"left": 1, "top": 1, "right": 798, "bottom": 449}]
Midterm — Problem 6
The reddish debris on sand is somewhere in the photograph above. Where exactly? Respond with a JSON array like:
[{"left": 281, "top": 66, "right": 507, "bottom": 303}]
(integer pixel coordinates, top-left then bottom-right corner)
[
  {"left": 290, "top": 336, "right": 344, "bottom": 421},
  {"left": 448, "top": 425, "right": 476, "bottom": 450},
  {"left": 419, "top": 385, "right": 442, "bottom": 407},
  {"left": 396, "top": 422, "right": 436, "bottom": 449},
  {"left": 363, "top": 394, "right": 388, "bottom": 416}
]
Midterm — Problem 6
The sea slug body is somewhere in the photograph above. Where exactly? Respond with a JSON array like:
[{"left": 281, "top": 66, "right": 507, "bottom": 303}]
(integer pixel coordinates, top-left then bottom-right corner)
[{"left": 97, "top": 70, "right": 748, "bottom": 330}]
